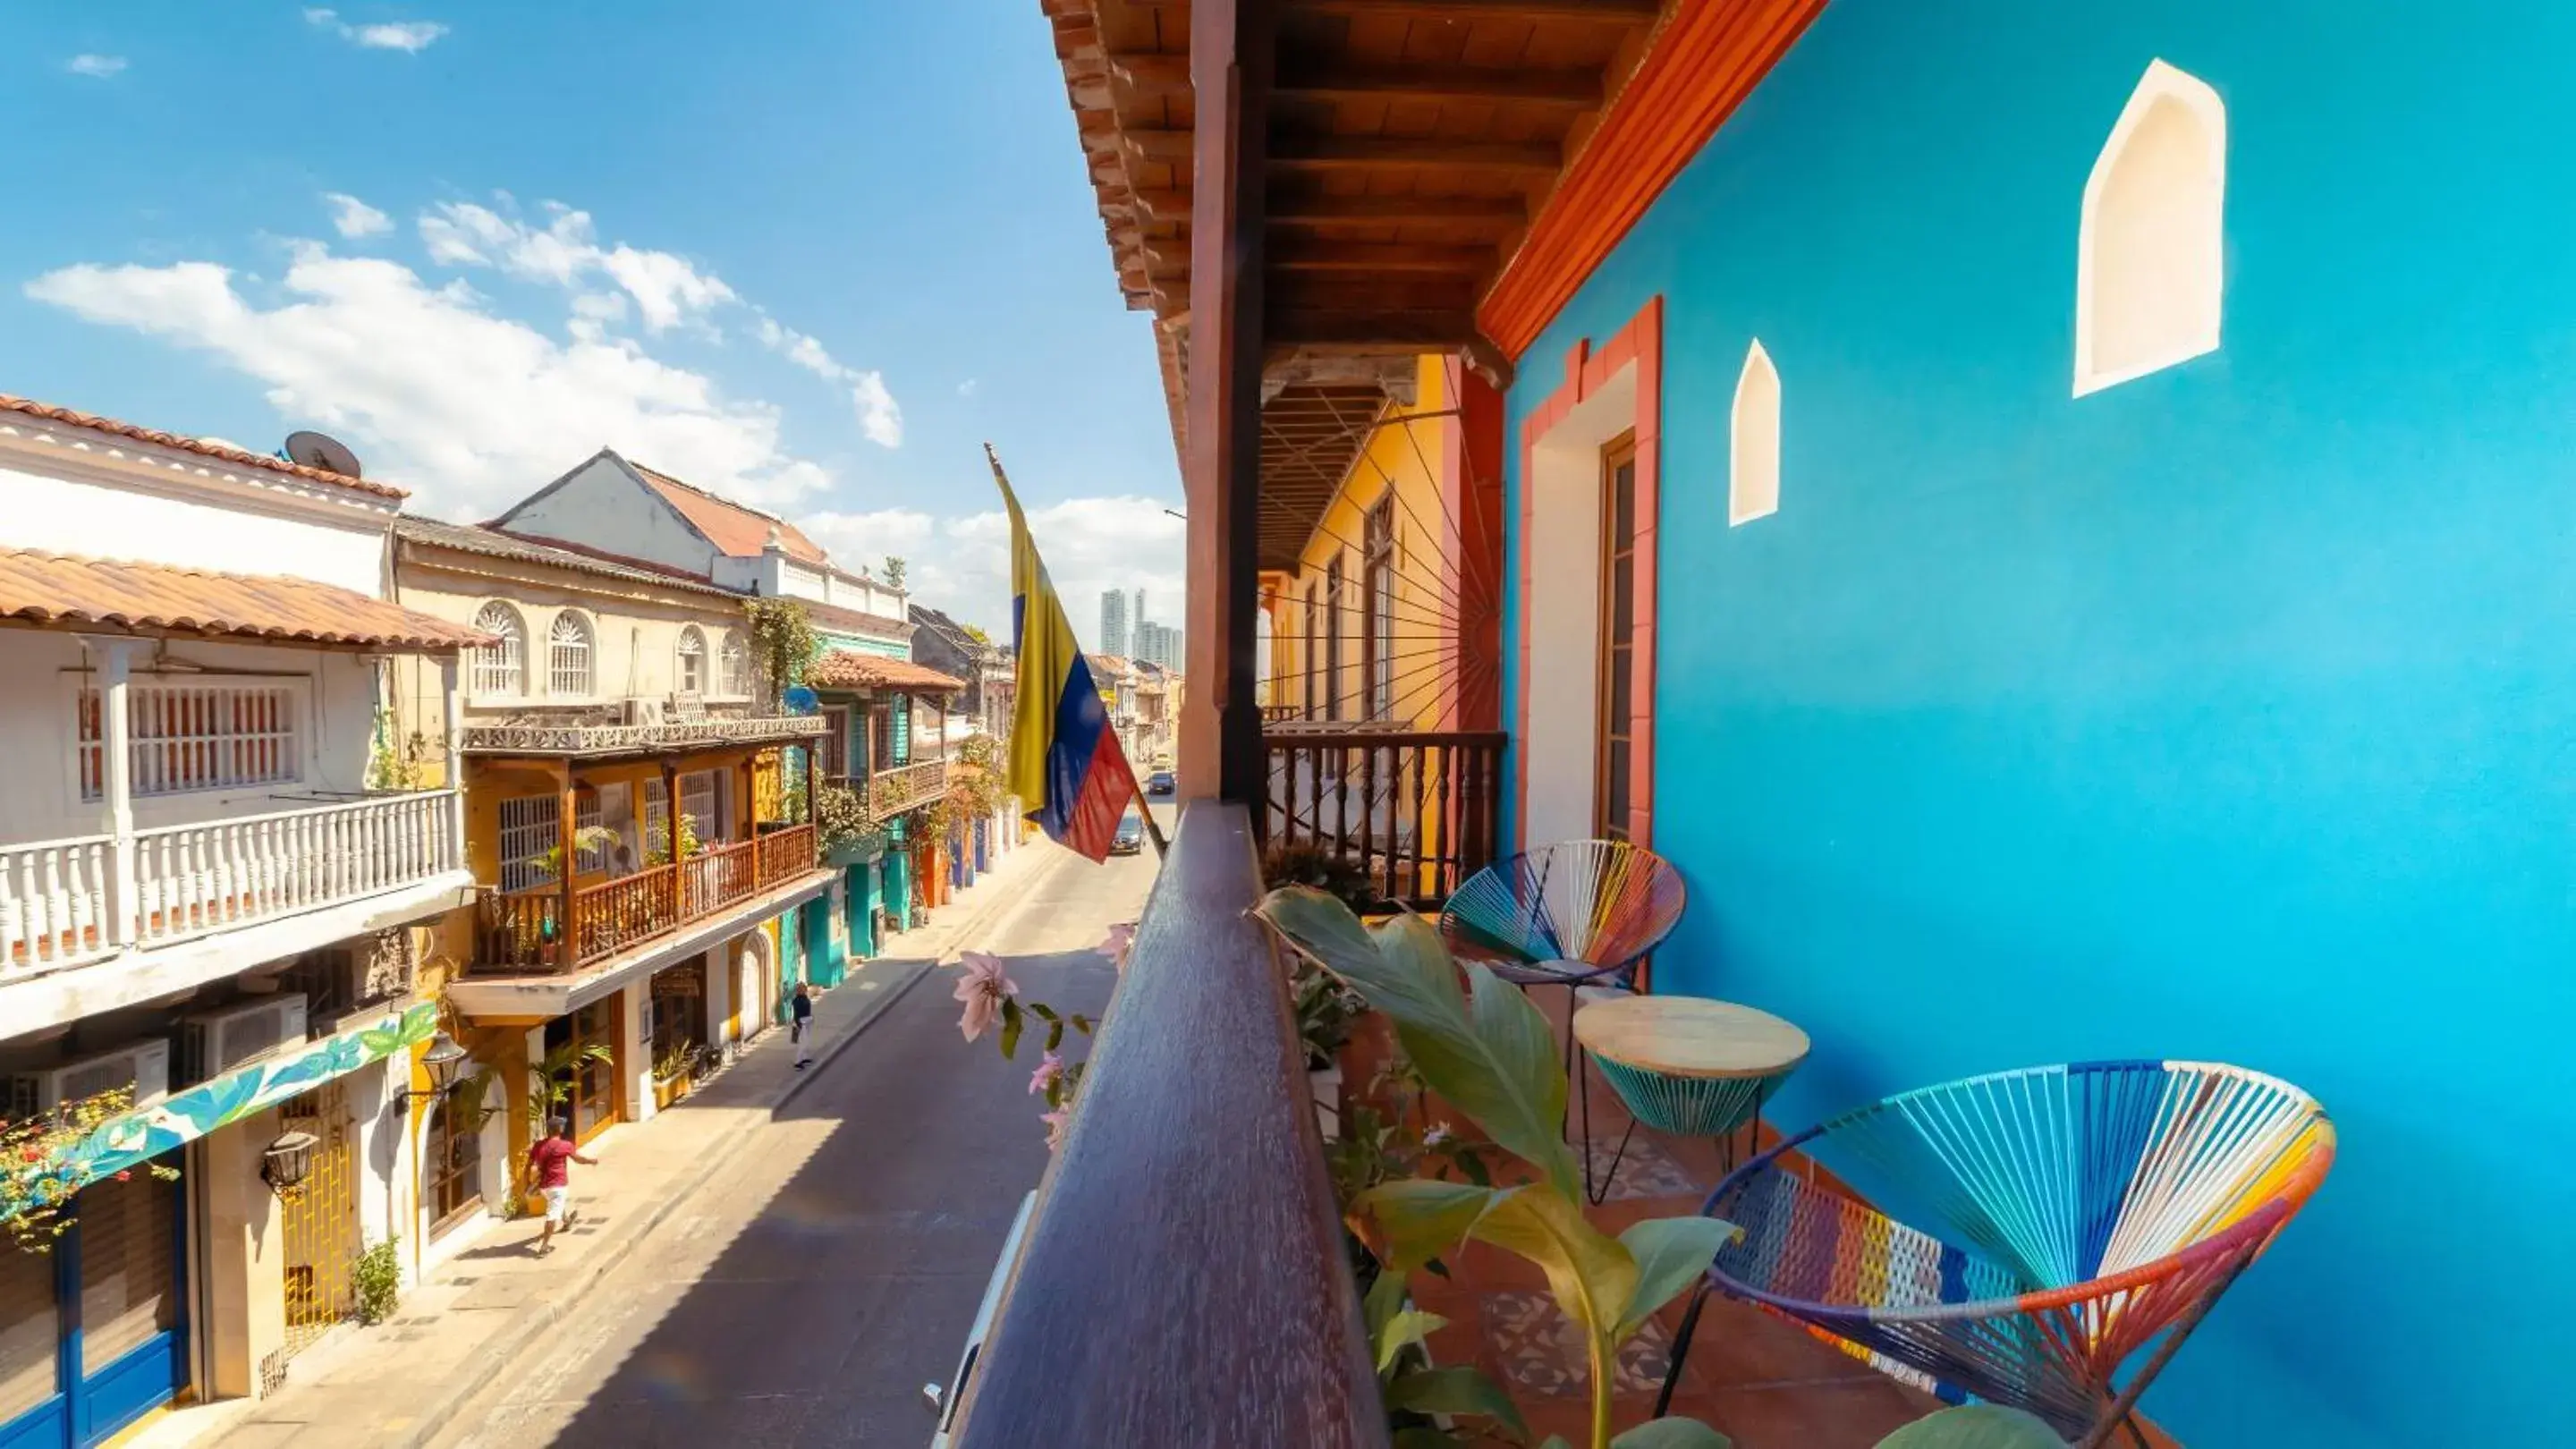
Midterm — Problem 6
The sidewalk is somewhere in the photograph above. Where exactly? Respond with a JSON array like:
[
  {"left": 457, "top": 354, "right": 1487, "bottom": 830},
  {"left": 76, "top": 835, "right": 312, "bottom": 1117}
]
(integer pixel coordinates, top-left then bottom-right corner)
[{"left": 143, "top": 839, "right": 1077, "bottom": 1449}]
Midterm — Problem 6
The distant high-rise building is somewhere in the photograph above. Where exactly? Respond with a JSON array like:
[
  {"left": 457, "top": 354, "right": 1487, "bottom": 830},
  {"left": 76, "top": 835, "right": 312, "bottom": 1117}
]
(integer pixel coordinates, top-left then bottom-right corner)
[
  {"left": 1132, "top": 619, "right": 1185, "bottom": 670},
  {"left": 1134, "top": 589, "right": 1147, "bottom": 637},
  {"left": 1099, "top": 589, "right": 1128, "bottom": 658}
]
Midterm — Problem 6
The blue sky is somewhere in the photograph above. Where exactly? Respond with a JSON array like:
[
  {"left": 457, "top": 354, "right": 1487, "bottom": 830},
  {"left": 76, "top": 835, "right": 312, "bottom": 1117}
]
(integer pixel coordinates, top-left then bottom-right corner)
[{"left": 4, "top": 1, "right": 1185, "bottom": 638}]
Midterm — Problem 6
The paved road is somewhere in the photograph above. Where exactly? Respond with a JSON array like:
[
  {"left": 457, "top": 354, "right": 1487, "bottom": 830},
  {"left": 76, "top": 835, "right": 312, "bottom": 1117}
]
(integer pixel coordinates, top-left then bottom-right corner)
[{"left": 432, "top": 803, "right": 1174, "bottom": 1449}]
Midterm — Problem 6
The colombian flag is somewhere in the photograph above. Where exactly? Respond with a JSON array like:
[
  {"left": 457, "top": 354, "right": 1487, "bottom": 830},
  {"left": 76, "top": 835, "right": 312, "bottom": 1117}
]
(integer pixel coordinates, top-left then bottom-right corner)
[{"left": 989, "top": 446, "right": 1139, "bottom": 863}]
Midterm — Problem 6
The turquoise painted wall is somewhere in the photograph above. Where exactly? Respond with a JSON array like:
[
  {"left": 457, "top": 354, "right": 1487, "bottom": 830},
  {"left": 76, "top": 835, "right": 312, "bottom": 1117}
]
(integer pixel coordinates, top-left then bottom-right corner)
[
  {"left": 1500, "top": 4, "right": 2576, "bottom": 1445},
  {"left": 818, "top": 629, "right": 909, "bottom": 660}
]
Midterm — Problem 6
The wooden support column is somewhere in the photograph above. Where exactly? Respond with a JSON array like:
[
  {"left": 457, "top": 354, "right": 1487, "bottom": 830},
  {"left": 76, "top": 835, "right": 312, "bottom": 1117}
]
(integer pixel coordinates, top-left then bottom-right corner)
[
  {"left": 1441, "top": 358, "right": 1508, "bottom": 733},
  {"left": 1184, "top": 0, "right": 1274, "bottom": 809},
  {"left": 96, "top": 638, "right": 139, "bottom": 946},
  {"left": 555, "top": 760, "right": 578, "bottom": 970}
]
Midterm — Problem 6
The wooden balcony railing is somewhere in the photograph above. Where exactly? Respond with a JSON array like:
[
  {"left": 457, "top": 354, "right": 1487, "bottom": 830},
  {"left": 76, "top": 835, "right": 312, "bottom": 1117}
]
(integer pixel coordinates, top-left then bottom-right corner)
[
  {"left": 823, "top": 758, "right": 950, "bottom": 820},
  {"left": 1261, "top": 730, "right": 1505, "bottom": 911},
  {"left": 868, "top": 758, "right": 948, "bottom": 815},
  {"left": 473, "top": 822, "right": 818, "bottom": 974},
  {"left": 950, "top": 801, "right": 1385, "bottom": 1448}
]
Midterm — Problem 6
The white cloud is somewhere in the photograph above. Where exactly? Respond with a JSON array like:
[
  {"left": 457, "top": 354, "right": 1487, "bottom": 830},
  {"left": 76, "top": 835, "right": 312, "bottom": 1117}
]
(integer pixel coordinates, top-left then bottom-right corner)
[
  {"left": 305, "top": 9, "right": 448, "bottom": 51},
  {"left": 852, "top": 371, "right": 902, "bottom": 448},
  {"left": 323, "top": 192, "right": 392, "bottom": 239},
  {"left": 806, "top": 496, "right": 1183, "bottom": 643},
  {"left": 26, "top": 242, "right": 831, "bottom": 521},
  {"left": 65, "top": 55, "right": 127, "bottom": 78},
  {"left": 419, "top": 200, "right": 738, "bottom": 335},
  {"left": 957, "top": 378, "right": 979, "bottom": 398},
  {"left": 755, "top": 317, "right": 902, "bottom": 449}
]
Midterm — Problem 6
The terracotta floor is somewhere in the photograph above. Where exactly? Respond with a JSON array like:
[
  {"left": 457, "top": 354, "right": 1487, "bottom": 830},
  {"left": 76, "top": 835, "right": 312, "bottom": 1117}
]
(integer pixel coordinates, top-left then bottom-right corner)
[{"left": 1341, "top": 1009, "right": 2182, "bottom": 1449}]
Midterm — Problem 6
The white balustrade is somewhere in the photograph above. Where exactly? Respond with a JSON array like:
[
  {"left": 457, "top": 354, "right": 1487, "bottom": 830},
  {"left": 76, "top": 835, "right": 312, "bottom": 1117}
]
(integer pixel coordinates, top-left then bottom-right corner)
[
  {"left": 0, "top": 836, "right": 115, "bottom": 970},
  {"left": 0, "top": 792, "right": 468, "bottom": 972},
  {"left": 130, "top": 791, "right": 458, "bottom": 947}
]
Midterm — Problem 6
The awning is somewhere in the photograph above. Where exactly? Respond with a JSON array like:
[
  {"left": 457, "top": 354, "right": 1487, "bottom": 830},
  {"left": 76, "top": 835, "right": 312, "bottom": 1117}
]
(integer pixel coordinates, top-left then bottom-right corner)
[
  {"left": 1, "top": 1001, "right": 439, "bottom": 1221},
  {"left": 0, "top": 549, "right": 494, "bottom": 651}
]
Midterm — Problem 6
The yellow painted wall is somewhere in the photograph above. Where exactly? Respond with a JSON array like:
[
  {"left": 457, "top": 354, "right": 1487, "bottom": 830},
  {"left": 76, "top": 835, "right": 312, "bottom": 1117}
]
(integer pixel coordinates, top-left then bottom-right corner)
[{"left": 1271, "top": 354, "right": 1461, "bottom": 731}]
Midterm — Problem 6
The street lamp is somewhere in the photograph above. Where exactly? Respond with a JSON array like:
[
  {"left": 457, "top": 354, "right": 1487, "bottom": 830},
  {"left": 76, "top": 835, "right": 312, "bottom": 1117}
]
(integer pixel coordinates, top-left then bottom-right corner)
[
  {"left": 262, "top": 1131, "right": 319, "bottom": 1196},
  {"left": 392, "top": 1032, "right": 470, "bottom": 1121}
]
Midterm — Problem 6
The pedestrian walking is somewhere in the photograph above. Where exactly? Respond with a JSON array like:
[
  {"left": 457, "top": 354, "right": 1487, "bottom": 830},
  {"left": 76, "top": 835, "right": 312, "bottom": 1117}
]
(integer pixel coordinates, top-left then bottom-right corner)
[
  {"left": 527, "top": 1118, "right": 597, "bottom": 1258},
  {"left": 791, "top": 980, "right": 815, "bottom": 1068}
]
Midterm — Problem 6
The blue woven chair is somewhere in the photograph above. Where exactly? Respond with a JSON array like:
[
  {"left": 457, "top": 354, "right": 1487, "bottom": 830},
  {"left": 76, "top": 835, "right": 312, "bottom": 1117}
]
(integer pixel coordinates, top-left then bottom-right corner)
[
  {"left": 1438, "top": 840, "right": 1688, "bottom": 1194},
  {"left": 1660, "top": 1060, "right": 2334, "bottom": 1447}
]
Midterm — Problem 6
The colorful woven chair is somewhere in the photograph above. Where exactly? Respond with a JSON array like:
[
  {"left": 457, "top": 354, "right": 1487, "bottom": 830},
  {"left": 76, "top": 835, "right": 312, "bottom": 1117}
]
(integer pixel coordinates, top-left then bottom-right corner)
[
  {"left": 1659, "top": 1061, "right": 2334, "bottom": 1448},
  {"left": 1438, "top": 839, "right": 1689, "bottom": 1188}
]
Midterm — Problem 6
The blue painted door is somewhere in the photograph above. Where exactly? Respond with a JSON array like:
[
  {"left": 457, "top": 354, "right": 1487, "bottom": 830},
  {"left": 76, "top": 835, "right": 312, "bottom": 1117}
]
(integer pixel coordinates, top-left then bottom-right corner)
[
  {"left": 0, "top": 1167, "right": 187, "bottom": 1449},
  {"left": 802, "top": 896, "right": 845, "bottom": 987}
]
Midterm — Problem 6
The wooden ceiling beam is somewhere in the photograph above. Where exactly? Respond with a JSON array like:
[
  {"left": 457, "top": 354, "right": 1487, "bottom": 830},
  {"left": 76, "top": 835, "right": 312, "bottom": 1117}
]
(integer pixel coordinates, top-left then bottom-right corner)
[
  {"left": 1119, "top": 128, "right": 1198, "bottom": 164},
  {"left": 1272, "top": 134, "right": 1563, "bottom": 175},
  {"left": 1276, "top": 61, "right": 1601, "bottom": 106},
  {"left": 1131, "top": 188, "right": 1194, "bottom": 223},
  {"left": 1266, "top": 309, "right": 1482, "bottom": 348},
  {"left": 1288, "top": 0, "right": 1661, "bottom": 19},
  {"left": 1110, "top": 53, "right": 1192, "bottom": 97},
  {"left": 1267, "top": 191, "right": 1527, "bottom": 225},
  {"left": 1271, "top": 240, "right": 1498, "bottom": 273}
]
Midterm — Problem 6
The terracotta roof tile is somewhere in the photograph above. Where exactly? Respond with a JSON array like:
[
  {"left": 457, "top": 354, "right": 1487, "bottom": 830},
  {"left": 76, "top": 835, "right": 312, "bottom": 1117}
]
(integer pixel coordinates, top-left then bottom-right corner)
[
  {"left": 0, "top": 549, "right": 491, "bottom": 651},
  {"left": 395, "top": 516, "right": 739, "bottom": 596},
  {"left": 806, "top": 649, "right": 965, "bottom": 694},
  {"left": 630, "top": 462, "right": 827, "bottom": 564},
  {"left": 0, "top": 394, "right": 408, "bottom": 502}
]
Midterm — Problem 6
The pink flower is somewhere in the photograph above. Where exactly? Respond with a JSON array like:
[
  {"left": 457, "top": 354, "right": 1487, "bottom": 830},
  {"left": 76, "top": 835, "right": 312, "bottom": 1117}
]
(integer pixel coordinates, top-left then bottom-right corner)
[
  {"left": 1041, "top": 1106, "right": 1072, "bottom": 1151},
  {"left": 1028, "top": 1050, "right": 1064, "bottom": 1097},
  {"left": 951, "top": 951, "right": 1019, "bottom": 1042},
  {"left": 1098, "top": 921, "right": 1137, "bottom": 973}
]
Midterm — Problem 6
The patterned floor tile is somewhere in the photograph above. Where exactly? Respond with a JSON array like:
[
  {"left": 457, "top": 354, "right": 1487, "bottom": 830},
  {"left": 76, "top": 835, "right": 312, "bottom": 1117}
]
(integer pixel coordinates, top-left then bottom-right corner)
[
  {"left": 1581, "top": 1130, "right": 1702, "bottom": 1202},
  {"left": 1483, "top": 1289, "right": 1674, "bottom": 1399}
]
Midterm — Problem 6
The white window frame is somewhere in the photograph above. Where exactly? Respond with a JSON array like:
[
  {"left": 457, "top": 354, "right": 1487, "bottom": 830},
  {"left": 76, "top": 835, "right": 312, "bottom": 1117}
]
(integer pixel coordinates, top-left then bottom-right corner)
[
  {"left": 679, "top": 768, "right": 724, "bottom": 844},
  {"left": 720, "top": 631, "right": 753, "bottom": 699},
  {"left": 675, "top": 626, "right": 707, "bottom": 696},
  {"left": 496, "top": 793, "right": 560, "bottom": 894},
  {"left": 471, "top": 602, "right": 528, "bottom": 699},
  {"left": 547, "top": 610, "right": 595, "bottom": 699},
  {"left": 75, "top": 677, "right": 310, "bottom": 805}
]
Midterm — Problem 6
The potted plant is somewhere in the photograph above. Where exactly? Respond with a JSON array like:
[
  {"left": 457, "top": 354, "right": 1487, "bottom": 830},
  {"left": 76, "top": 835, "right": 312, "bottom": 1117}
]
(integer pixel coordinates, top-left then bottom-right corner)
[{"left": 650, "top": 1042, "right": 695, "bottom": 1111}]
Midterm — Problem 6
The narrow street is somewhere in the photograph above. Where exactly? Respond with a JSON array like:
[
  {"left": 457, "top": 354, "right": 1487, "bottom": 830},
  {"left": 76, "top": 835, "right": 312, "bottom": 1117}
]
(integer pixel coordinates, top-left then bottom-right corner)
[{"left": 424, "top": 802, "right": 1171, "bottom": 1449}]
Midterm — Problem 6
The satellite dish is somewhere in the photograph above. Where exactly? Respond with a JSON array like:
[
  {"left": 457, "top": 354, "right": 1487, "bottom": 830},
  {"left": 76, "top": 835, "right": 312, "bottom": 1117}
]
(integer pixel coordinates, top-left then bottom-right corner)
[
  {"left": 783, "top": 686, "right": 820, "bottom": 716},
  {"left": 283, "top": 430, "right": 364, "bottom": 479}
]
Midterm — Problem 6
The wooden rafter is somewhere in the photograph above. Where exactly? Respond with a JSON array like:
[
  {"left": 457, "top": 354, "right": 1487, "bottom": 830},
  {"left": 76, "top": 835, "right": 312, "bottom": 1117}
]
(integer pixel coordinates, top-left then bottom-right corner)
[
  {"left": 1271, "top": 241, "right": 1498, "bottom": 273},
  {"left": 1276, "top": 60, "right": 1601, "bottom": 106},
  {"left": 1287, "top": 0, "right": 1659, "bottom": 18},
  {"left": 1271, "top": 135, "right": 1564, "bottom": 175},
  {"left": 1267, "top": 192, "right": 1528, "bottom": 225}
]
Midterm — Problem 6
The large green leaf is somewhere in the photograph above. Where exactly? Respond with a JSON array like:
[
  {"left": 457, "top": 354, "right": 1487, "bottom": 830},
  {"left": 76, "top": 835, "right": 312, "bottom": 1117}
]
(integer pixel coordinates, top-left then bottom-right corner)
[
  {"left": 1258, "top": 889, "right": 1579, "bottom": 1199},
  {"left": 1610, "top": 1418, "right": 1733, "bottom": 1449},
  {"left": 1359, "top": 1179, "right": 1497, "bottom": 1274},
  {"left": 1465, "top": 1185, "right": 1640, "bottom": 1352},
  {"left": 1614, "top": 1216, "right": 1738, "bottom": 1342},
  {"left": 1385, "top": 1365, "right": 1530, "bottom": 1440},
  {"left": 1872, "top": 1405, "right": 2066, "bottom": 1449},
  {"left": 1377, "top": 1309, "right": 1450, "bottom": 1374},
  {"left": 1362, "top": 1260, "right": 1409, "bottom": 1342}
]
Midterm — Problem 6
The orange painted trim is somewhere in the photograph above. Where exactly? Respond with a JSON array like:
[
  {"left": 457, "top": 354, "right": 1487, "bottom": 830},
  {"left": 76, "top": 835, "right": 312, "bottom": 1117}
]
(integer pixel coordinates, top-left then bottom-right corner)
[
  {"left": 1513, "top": 295, "right": 1665, "bottom": 851},
  {"left": 1478, "top": 0, "right": 1826, "bottom": 360}
]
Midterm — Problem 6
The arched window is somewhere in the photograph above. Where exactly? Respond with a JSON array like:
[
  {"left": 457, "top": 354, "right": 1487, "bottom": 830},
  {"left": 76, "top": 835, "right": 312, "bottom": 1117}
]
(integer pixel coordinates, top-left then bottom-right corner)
[
  {"left": 547, "top": 610, "right": 594, "bottom": 698},
  {"left": 424, "top": 1086, "right": 483, "bottom": 1232},
  {"left": 1731, "top": 339, "right": 1781, "bottom": 525},
  {"left": 676, "top": 625, "right": 707, "bottom": 695},
  {"left": 2075, "top": 59, "right": 2226, "bottom": 396},
  {"left": 721, "top": 631, "right": 752, "bottom": 698},
  {"left": 471, "top": 602, "right": 525, "bottom": 697}
]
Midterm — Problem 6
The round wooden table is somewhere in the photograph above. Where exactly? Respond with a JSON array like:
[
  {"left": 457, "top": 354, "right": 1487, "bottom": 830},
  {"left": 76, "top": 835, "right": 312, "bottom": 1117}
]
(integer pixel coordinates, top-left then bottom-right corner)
[{"left": 1573, "top": 996, "right": 1810, "bottom": 1192}]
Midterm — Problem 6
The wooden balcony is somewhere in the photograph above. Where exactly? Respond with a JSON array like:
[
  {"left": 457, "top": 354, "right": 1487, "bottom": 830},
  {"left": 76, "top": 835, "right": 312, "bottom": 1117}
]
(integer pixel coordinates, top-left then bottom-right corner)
[
  {"left": 1260, "top": 729, "right": 1505, "bottom": 911},
  {"left": 948, "top": 801, "right": 1384, "bottom": 1447},
  {"left": 826, "top": 758, "right": 949, "bottom": 820},
  {"left": 473, "top": 823, "right": 818, "bottom": 974}
]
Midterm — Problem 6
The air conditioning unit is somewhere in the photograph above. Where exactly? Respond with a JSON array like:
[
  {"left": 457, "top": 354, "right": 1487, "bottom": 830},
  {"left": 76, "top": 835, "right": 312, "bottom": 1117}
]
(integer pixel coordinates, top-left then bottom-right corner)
[
  {"left": 12, "top": 1040, "right": 171, "bottom": 1120},
  {"left": 178, "top": 996, "right": 309, "bottom": 1085},
  {"left": 623, "top": 697, "right": 665, "bottom": 727}
]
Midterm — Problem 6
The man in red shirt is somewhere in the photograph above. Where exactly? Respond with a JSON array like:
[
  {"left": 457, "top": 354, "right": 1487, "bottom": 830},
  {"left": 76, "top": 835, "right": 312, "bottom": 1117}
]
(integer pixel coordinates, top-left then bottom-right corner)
[{"left": 527, "top": 1118, "right": 597, "bottom": 1257}]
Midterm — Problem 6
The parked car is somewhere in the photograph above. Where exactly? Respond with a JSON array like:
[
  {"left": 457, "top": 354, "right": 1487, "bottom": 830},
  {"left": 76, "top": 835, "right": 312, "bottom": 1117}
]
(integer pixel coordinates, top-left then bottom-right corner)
[
  {"left": 1110, "top": 811, "right": 1147, "bottom": 856},
  {"left": 1146, "top": 770, "right": 1176, "bottom": 796}
]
